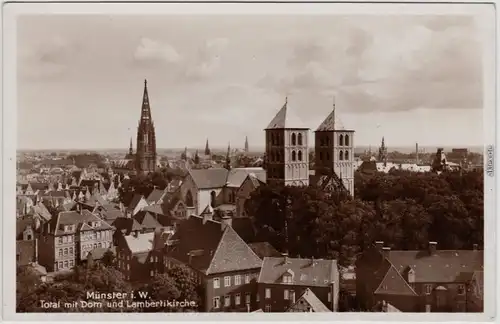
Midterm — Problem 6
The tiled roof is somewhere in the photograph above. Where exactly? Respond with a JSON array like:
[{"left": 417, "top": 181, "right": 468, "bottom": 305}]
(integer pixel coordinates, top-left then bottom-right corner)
[
  {"left": 258, "top": 257, "right": 336, "bottom": 287},
  {"left": 386, "top": 249, "right": 483, "bottom": 283},
  {"left": 315, "top": 109, "right": 346, "bottom": 131},
  {"left": 189, "top": 167, "right": 266, "bottom": 190},
  {"left": 146, "top": 189, "right": 166, "bottom": 204},
  {"left": 112, "top": 217, "right": 142, "bottom": 234},
  {"left": 288, "top": 288, "right": 331, "bottom": 312},
  {"left": 374, "top": 264, "right": 417, "bottom": 296},
  {"left": 142, "top": 204, "right": 164, "bottom": 215},
  {"left": 266, "top": 101, "right": 309, "bottom": 130},
  {"left": 101, "top": 209, "right": 124, "bottom": 223},
  {"left": 53, "top": 210, "right": 113, "bottom": 235},
  {"left": 127, "top": 194, "right": 145, "bottom": 211},
  {"left": 189, "top": 168, "right": 230, "bottom": 189},
  {"left": 167, "top": 215, "right": 262, "bottom": 275},
  {"left": 124, "top": 232, "right": 155, "bottom": 254},
  {"left": 248, "top": 242, "right": 282, "bottom": 258},
  {"left": 134, "top": 211, "right": 162, "bottom": 230}
]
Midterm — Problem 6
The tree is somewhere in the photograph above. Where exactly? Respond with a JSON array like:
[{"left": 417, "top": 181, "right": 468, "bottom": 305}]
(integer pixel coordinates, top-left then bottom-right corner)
[
  {"left": 166, "top": 265, "right": 202, "bottom": 310},
  {"left": 101, "top": 250, "right": 116, "bottom": 267}
]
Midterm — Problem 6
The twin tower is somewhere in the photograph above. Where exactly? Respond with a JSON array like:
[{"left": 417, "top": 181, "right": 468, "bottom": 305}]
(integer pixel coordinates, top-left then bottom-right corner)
[{"left": 264, "top": 98, "right": 355, "bottom": 196}]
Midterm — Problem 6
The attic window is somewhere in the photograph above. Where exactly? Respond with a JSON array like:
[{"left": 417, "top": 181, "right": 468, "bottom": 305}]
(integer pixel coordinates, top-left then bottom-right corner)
[
  {"left": 300, "top": 274, "right": 307, "bottom": 281},
  {"left": 282, "top": 274, "right": 293, "bottom": 284}
]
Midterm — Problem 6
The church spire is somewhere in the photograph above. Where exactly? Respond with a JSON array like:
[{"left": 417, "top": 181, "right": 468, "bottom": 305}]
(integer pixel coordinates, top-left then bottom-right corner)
[
  {"left": 140, "top": 79, "right": 152, "bottom": 121},
  {"left": 225, "top": 142, "right": 232, "bottom": 170},
  {"left": 129, "top": 137, "right": 133, "bottom": 155},
  {"left": 205, "top": 139, "right": 211, "bottom": 156},
  {"left": 244, "top": 136, "right": 249, "bottom": 153}
]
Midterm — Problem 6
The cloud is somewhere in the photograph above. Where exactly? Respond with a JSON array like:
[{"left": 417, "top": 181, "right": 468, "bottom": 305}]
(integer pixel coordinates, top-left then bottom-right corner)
[
  {"left": 258, "top": 16, "right": 482, "bottom": 113},
  {"left": 184, "top": 37, "right": 229, "bottom": 80},
  {"left": 133, "top": 37, "right": 181, "bottom": 64},
  {"left": 18, "top": 36, "right": 75, "bottom": 80}
]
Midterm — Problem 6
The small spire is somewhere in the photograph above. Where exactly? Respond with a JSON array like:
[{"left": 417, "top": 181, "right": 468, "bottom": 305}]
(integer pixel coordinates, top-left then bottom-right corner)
[{"left": 225, "top": 142, "right": 232, "bottom": 170}]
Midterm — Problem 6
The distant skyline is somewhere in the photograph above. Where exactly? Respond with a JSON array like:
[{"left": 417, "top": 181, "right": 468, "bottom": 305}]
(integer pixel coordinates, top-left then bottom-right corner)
[{"left": 18, "top": 14, "right": 486, "bottom": 150}]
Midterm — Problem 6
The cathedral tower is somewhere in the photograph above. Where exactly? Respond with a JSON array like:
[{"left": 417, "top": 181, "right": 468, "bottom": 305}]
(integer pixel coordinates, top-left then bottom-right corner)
[
  {"left": 314, "top": 98, "right": 355, "bottom": 196},
  {"left": 265, "top": 97, "right": 309, "bottom": 187},
  {"left": 135, "top": 79, "right": 157, "bottom": 173},
  {"left": 378, "top": 136, "right": 388, "bottom": 165}
]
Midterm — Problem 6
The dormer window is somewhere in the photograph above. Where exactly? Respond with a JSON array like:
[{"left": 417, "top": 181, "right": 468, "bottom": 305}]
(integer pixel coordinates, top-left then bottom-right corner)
[
  {"left": 408, "top": 268, "right": 415, "bottom": 283},
  {"left": 282, "top": 270, "right": 294, "bottom": 284}
]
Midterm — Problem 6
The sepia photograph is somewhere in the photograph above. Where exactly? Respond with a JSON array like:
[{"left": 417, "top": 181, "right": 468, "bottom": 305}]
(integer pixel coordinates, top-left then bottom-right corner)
[{"left": 2, "top": 1, "right": 496, "bottom": 320}]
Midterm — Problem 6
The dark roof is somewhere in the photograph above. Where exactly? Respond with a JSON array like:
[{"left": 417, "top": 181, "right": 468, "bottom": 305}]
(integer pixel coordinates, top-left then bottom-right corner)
[
  {"left": 167, "top": 215, "right": 262, "bottom": 275},
  {"left": 386, "top": 249, "right": 484, "bottom": 283},
  {"left": 315, "top": 109, "right": 348, "bottom": 131},
  {"left": 127, "top": 194, "right": 145, "bottom": 211},
  {"left": 146, "top": 189, "right": 166, "bottom": 204},
  {"left": 248, "top": 242, "right": 282, "bottom": 258},
  {"left": 112, "top": 217, "right": 142, "bottom": 234},
  {"left": 258, "top": 257, "right": 337, "bottom": 287},
  {"left": 100, "top": 209, "right": 125, "bottom": 223},
  {"left": 134, "top": 211, "right": 162, "bottom": 230}
]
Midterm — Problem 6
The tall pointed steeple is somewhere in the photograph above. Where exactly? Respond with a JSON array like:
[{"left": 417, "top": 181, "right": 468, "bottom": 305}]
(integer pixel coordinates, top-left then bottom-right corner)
[
  {"left": 225, "top": 142, "right": 232, "bottom": 170},
  {"left": 244, "top": 136, "right": 249, "bottom": 153},
  {"left": 129, "top": 137, "right": 133, "bottom": 155},
  {"left": 205, "top": 139, "right": 211, "bottom": 156},
  {"left": 135, "top": 79, "right": 157, "bottom": 173}
]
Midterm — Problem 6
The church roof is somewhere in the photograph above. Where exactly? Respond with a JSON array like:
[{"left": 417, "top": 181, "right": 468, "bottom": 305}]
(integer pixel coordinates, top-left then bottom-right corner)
[
  {"left": 316, "top": 109, "right": 347, "bottom": 131},
  {"left": 266, "top": 99, "right": 309, "bottom": 130}
]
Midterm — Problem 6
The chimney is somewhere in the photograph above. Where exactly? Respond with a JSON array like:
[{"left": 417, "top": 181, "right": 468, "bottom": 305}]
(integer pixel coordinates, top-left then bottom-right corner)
[
  {"left": 282, "top": 252, "right": 289, "bottom": 264},
  {"left": 473, "top": 244, "right": 478, "bottom": 251},
  {"left": 133, "top": 231, "right": 139, "bottom": 238},
  {"left": 221, "top": 215, "right": 232, "bottom": 231},
  {"left": 382, "top": 300, "right": 388, "bottom": 312},
  {"left": 382, "top": 246, "right": 391, "bottom": 258},
  {"left": 375, "top": 241, "right": 384, "bottom": 252},
  {"left": 428, "top": 241, "right": 437, "bottom": 255},
  {"left": 310, "top": 257, "right": 317, "bottom": 267}
]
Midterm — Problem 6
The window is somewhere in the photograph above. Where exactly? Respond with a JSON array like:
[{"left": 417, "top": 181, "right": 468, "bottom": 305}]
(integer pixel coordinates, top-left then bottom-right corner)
[
  {"left": 150, "top": 270, "right": 154, "bottom": 277},
  {"left": 458, "top": 284, "right": 465, "bottom": 295},
  {"left": 63, "top": 236, "right": 68, "bottom": 243},
  {"left": 265, "top": 288, "right": 271, "bottom": 299},
  {"left": 298, "top": 151, "right": 303, "bottom": 161},
  {"left": 58, "top": 237, "right": 63, "bottom": 244},
  {"left": 256, "top": 293, "right": 260, "bottom": 302},
  {"left": 425, "top": 284, "right": 432, "bottom": 295},
  {"left": 234, "top": 275, "right": 241, "bottom": 286},
  {"left": 344, "top": 150, "right": 349, "bottom": 161},
  {"left": 282, "top": 275, "right": 292, "bottom": 284},
  {"left": 245, "top": 274, "right": 250, "bottom": 284},
  {"left": 338, "top": 150, "right": 343, "bottom": 161},
  {"left": 284, "top": 289, "right": 289, "bottom": 300},
  {"left": 328, "top": 292, "right": 332, "bottom": 302},
  {"left": 339, "top": 134, "right": 344, "bottom": 146},
  {"left": 265, "top": 305, "right": 271, "bottom": 312},
  {"left": 97, "top": 231, "right": 101, "bottom": 239},
  {"left": 291, "top": 133, "right": 296, "bottom": 146},
  {"left": 64, "top": 248, "right": 68, "bottom": 256},
  {"left": 224, "top": 295, "right": 231, "bottom": 307},
  {"left": 245, "top": 293, "right": 251, "bottom": 304},
  {"left": 59, "top": 261, "right": 63, "bottom": 269},
  {"left": 213, "top": 297, "right": 220, "bottom": 309},
  {"left": 298, "top": 133, "right": 303, "bottom": 146},
  {"left": 210, "top": 191, "right": 217, "bottom": 208},
  {"left": 290, "top": 290, "right": 295, "bottom": 303},
  {"left": 93, "top": 243, "right": 97, "bottom": 249},
  {"left": 98, "top": 243, "right": 102, "bottom": 248},
  {"left": 292, "top": 151, "right": 296, "bottom": 161},
  {"left": 69, "top": 260, "right": 74, "bottom": 267},
  {"left": 224, "top": 276, "right": 231, "bottom": 287},
  {"left": 68, "top": 236, "right": 73, "bottom": 243},
  {"left": 235, "top": 293, "right": 241, "bottom": 305},
  {"left": 127, "top": 264, "right": 130, "bottom": 271},
  {"left": 345, "top": 134, "right": 350, "bottom": 146},
  {"left": 64, "top": 260, "right": 68, "bottom": 268}
]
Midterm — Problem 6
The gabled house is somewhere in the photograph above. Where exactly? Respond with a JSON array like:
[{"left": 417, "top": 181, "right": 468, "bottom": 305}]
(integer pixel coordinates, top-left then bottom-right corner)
[
  {"left": 355, "top": 241, "right": 484, "bottom": 312},
  {"left": 38, "top": 210, "right": 115, "bottom": 272},
  {"left": 287, "top": 288, "right": 331, "bottom": 312},
  {"left": 165, "top": 214, "right": 263, "bottom": 312},
  {"left": 257, "top": 255, "right": 339, "bottom": 313},
  {"left": 115, "top": 231, "right": 155, "bottom": 281}
]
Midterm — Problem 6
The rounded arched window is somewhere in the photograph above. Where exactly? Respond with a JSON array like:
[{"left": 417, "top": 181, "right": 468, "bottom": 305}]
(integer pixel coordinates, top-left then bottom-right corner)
[
  {"left": 291, "top": 133, "right": 297, "bottom": 146},
  {"left": 344, "top": 150, "right": 349, "bottom": 161},
  {"left": 298, "top": 133, "right": 303, "bottom": 146},
  {"left": 292, "top": 150, "right": 296, "bottom": 161},
  {"left": 339, "top": 150, "right": 344, "bottom": 161},
  {"left": 298, "top": 151, "right": 303, "bottom": 161},
  {"left": 185, "top": 190, "right": 194, "bottom": 207},
  {"left": 339, "top": 134, "right": 344, "bottom": 146},
  {"left": 345, "top": 134, "right": 350, "bottom": 146}
]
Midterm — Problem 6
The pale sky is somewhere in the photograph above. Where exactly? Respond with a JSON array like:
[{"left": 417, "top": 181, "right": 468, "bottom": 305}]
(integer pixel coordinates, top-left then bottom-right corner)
[{"left": 17, "top": 14, "right": 485, "bottom": 150}]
